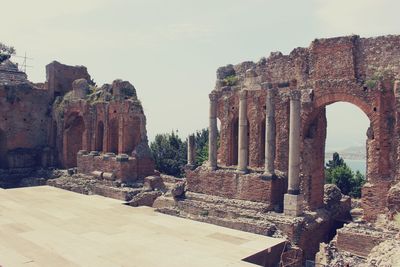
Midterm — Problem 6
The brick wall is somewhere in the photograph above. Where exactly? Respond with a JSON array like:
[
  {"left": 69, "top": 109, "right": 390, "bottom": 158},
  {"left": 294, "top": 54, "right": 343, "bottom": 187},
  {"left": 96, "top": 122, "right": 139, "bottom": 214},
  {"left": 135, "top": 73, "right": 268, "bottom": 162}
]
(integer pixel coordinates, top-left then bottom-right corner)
[
  {"left": 210, "top": 35, "right": 400, "bottom": 219},
  {"left": 186, "top": 166, "right": 285, "bottom": 207},
  {"left": 77, "top": 152, "right": 138, "bottom": 182}
]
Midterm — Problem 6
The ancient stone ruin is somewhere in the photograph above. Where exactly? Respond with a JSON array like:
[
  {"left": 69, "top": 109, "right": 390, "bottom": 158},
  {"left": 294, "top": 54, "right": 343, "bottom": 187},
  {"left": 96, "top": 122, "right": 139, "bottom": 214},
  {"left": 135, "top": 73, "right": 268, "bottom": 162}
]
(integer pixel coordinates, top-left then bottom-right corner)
[
  {"left": 155, "top": 35, "right": 400, "bottom": 264},
  {"left": 0, "top": 59, "right": 154, "bottom": 192},
  {"left": 1, "top": 34, "right": 400, "bottom": 266}
]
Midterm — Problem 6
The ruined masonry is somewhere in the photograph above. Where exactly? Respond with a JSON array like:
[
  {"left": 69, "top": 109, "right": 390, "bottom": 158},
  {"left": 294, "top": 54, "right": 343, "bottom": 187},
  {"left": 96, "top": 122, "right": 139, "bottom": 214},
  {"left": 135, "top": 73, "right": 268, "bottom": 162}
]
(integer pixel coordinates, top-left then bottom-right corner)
[
  {"left": 155, "top": 35, "right": 400, "bottom": 262},
  {"left": 0, "top": 59, "right": 155, "bottom": 189},
  {"left": 1, "top": 34, "right": 400, "bottom": 265}
]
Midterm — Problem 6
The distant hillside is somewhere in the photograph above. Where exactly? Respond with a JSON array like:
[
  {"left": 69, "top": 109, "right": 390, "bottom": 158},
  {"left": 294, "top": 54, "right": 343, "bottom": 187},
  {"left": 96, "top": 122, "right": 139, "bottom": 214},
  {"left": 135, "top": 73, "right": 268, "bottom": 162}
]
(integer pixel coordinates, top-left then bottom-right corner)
[{"left": 325, "top": 146, "right": 366, "bottom": 160}]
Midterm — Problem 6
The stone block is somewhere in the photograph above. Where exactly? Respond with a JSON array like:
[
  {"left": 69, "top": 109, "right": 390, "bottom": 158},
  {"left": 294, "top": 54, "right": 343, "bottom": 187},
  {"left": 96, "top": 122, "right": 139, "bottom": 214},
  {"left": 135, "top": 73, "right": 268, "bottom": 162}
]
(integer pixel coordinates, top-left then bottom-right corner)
[
  {"left": 284, "top": 194, "right": 303, "bottom": 217},
  {"left": 77, "top": 150, "right": 88, "bottom": 155},
  {"left": 102, "top": 153, "right": 116, "bottom": 160},
  {"left": 89, "top": 151, "right": 100, "bottom": 156},
  {"left": 103, "top": 172, "right": 116, "bottom": 181},
  {"left": 144, "top": 175, "right": 165, "bottom": 191},
  {"left": 116, "top": 154, "right": 129, "bottom": 162}
]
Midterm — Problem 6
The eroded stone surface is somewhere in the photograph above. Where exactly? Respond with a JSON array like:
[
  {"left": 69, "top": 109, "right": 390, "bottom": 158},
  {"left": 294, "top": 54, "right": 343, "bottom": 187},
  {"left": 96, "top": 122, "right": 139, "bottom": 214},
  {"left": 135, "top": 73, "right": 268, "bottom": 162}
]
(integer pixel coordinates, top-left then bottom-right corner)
[
  {"left": 0, "top": 60, "right": 154, "bottom": 185},
  {"left": 209, "top": 35, "right": 400, "bottom": 219}
]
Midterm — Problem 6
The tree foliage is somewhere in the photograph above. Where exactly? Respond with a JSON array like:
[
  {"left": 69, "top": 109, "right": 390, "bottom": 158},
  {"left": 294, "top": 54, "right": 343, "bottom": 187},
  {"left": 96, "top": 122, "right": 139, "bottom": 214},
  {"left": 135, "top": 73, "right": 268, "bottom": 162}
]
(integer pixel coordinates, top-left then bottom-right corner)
[
  {"left": 0, "top": 43, "right": 16, "bottom": 63},
  {"left": 326, "top": 152, "right": 344, "bottom": 169},
  {"left": 325, "top": 152, "right": 366, "bottom": 198},
  {"left": 150, "top": 131, "right": 187, "bottom": 177},
  {"left": 194, "top": 128, "right": 209, "bottom": 166},
  {"left": 149, "top": 128, "right": 215, "bottom": 177}
]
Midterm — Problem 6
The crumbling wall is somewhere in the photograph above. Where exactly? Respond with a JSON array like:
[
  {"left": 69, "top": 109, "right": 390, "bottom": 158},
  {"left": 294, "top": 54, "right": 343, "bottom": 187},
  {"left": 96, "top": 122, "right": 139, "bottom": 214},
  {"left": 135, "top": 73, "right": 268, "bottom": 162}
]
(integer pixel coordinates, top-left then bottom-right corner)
[
  {"left": 77, "top": 152, "right": 138, "bottom": 182},
  {"left": 45, "top": 61, "right": 91, "bottom": 97},
  {"left": 0, "top": 60, "right": 28, "bottom": 84},
  {"left": 52, "top": 77, "right": 154, "bottom": 181},
  {"left": 0, "top": 59, "right": 155, "bottom": 184},
  {"left": 0, "top": 82, "right": 52, "bottom": 169},
  {"left": 186, "top": 166, "right": 285, "bottom": 207},
  {"left": 209, "top": 35, "right": 400, "bottom": 219}
]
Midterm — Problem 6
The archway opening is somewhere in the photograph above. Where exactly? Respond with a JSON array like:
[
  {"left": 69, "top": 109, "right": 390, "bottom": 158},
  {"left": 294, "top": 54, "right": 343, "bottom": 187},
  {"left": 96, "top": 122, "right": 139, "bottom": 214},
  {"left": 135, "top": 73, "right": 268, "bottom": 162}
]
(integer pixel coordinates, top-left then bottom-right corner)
[
  {"left": 96, "top": 121, "right": 104, "bottom": 152},
  {"left": 109, "top": 118, "right": 119, "bottom": 154},
  {"left": 304, "top": 101, "right": 370, "bottom": 245},
  {"left": 325, "top": 102, "right": 370, "bottom": 242},
  {"left": 325, "top": 102, "right": 369, "bottom": 190},
  {"left": 303, "top": 99, "right": 372, "bottom": 209},
  {"left": 230, "top": 118, "right": 239, "bottom": 165},
  {"left": 65, "top": 115, "right": 85, "bottom": 168},
  {"left": 0, "top": 129, "right": 7, "bottom": 168}
]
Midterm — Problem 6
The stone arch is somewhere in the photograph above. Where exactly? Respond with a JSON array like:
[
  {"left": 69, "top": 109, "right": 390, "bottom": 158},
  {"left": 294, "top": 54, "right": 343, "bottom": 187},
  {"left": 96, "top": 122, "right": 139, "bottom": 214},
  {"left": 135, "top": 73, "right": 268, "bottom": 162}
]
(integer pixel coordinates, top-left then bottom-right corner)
[
  {"left": 313, "top": 93, "right": 374, "bottom": 119},
  {"left": 64, "top": 114, "right": 85, "bottom": 168},
  {"left": 96, "top": 121, "right": 104, "bottom": 152},
  {"left": 0, "top": 128, "right": 7, "bottom": 168},
  {"left": 109, "top": 118, "right": 119, "bottom": 154},
  {"left": 301, "top": 93, "right": 376, "bottom": 209}
]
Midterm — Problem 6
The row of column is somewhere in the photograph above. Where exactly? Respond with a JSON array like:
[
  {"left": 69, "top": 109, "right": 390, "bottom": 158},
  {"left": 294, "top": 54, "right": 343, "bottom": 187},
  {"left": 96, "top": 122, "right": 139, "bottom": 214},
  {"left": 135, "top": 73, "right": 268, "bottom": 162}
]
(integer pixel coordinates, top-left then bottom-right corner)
[
  {"left": 208, "top": 89, "right": 282, "bottom": 175},
  {"left": 207, "top": 89, "right": 303, "bottom": 216}
]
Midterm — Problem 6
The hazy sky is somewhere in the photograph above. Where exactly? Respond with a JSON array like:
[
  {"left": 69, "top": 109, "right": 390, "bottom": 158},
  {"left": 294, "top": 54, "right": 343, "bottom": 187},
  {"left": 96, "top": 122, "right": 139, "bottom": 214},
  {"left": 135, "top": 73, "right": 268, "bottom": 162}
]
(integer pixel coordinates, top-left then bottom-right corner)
[{"left": 1, "top": 0, "right": 399, "bottom": 150}]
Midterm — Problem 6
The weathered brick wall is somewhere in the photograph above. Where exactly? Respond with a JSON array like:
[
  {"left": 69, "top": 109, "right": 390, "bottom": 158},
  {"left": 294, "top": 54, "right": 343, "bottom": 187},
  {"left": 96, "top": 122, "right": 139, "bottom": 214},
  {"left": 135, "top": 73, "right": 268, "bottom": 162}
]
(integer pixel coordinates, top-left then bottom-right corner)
[
  {"left": 210, "top": 35, "right": 400, "bottom": 219},
  {"left": 335, "top": 225, "right": 393, "bottom": 258},
  {"left": 0, "top": 69, "right": 27, "bottom": 84},
  {"left": 186, "top": 166, "right": 285, "bottom": 207},
  {"left": 77, "top": 152, "right": 138, "bottom": 182},
  {"left": 361, "top": 181, "right": 393, "bottom": 221},
  {"left": 136, "top": 157, "right": 155, "bottom": 178},
  {"left": 0, "top": 83, "right": 52, "bottom": 169},
  {"left": 52, "top": 77, "right": 154, "bottom": 177},
  {"left": 0, "top": 60, "right": 155, "bottom": 184},
  {"left": 45, "top": 61, "right": 91, "bottom": 97}
]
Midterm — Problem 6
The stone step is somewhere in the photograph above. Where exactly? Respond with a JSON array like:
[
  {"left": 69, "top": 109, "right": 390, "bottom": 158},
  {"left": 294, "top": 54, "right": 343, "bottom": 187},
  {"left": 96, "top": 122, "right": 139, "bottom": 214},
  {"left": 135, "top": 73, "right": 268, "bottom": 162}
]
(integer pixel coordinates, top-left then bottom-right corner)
[
  {"left": 47, "top": 175, "right": 144, "bottom": 201},
  {"left": 154, "top": 195, "right": 292, "bottom": 230},
  {"left": 185, "top": 191, "right": 272, "bottom": 213},
  {"left": 156, "top": 205, "right": 280, "bottom": 236},
  {"left": 176, "top": 197, "right": 265, "bottom": 221}
]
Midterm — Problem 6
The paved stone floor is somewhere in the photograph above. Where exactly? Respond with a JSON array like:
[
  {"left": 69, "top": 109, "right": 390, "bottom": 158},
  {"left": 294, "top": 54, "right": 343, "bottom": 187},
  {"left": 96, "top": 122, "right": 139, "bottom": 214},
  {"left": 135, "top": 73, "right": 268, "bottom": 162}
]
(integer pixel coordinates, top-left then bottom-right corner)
[{"left": 0, "top": 186, "right": 284, "bottom": 267}]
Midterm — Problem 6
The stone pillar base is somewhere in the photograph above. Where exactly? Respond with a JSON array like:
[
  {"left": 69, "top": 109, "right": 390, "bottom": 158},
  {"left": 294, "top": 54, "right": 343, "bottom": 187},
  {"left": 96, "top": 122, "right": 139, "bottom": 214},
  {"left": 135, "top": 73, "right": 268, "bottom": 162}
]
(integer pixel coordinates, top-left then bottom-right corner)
[
  {"left": 284, "top": 193, "right": 303, "bottom": 217},
  {"left": 262, "top": 172, "right": 276, "bottom": 180}
]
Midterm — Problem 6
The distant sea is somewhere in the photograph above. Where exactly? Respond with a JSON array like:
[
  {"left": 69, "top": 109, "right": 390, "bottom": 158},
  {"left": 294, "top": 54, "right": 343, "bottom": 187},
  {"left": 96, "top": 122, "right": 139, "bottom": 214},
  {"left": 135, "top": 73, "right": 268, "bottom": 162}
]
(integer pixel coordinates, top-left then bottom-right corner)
[{"left": 325, "top": 158, "right": 366, "bottom": 175}]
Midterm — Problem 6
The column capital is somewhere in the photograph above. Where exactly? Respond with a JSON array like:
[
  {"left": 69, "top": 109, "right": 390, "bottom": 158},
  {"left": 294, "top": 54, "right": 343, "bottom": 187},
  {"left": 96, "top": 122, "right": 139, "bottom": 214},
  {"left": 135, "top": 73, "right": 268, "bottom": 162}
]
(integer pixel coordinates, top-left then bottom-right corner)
[
  {"left": 290, "top": 90, "right": 301, "bottom": 101},
  {"left": 239, "top": 89, "right": 248, "bottom": 100}
]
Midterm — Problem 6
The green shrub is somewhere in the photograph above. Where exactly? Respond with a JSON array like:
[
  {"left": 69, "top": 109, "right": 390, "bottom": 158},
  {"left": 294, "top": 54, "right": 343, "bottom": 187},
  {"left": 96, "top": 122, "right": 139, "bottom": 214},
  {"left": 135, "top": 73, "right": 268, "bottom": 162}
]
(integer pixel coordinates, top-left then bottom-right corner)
[
  {"left": 325, "top": 152, "right": 366, "bottom": 198},
  {"left": 223, "top": 75, "right": 238, "bottom": 86}
]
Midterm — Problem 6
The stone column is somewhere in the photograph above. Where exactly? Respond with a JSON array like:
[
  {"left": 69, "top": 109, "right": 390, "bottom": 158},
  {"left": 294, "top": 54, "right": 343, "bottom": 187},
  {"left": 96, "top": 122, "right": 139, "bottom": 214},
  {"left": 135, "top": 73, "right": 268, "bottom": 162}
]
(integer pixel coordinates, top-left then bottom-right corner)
[
  {"left": 208, "top": 92, "right": 218, "bottom": 170},
  {"left": 187, "top": 134, "right": 196, "bottom": 166},
  {"left": 237, "top": 90, "right": 248, "bottom": 173},
  {"left": 264, "top": 88, "right": 276, "bottom": 176},
  {"left": 284, "top": 90, "right": 303, "bottom": 216}
]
